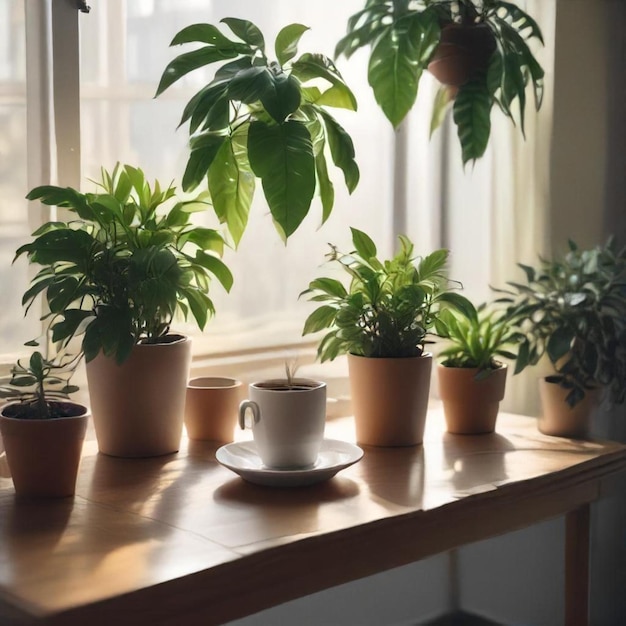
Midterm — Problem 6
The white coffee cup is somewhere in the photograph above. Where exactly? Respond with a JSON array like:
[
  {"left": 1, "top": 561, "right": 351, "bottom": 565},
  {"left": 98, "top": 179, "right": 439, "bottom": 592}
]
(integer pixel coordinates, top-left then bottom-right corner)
[{"left": 238, "top": 379, "right": 327, "bottom": 469}]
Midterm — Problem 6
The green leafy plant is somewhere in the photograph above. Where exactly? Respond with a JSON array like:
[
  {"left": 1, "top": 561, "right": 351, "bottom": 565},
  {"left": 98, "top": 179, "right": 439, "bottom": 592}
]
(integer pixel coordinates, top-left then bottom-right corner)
[
  {"left": 301, "top": 227, "right": 476, "bottom": 361},
  {"left": 156, "top": 18, "right": 359, "bottom": 242},
  {"left": 336, "top": 0, "right": 544, "bottom": 164},
  {"left": 438, "top": 303, "right": 519, "bottom": 378},
  {"left": 0, "top": 349, "right": 81, "bottom": 420},
  {"left": 17, "top": 164, "right": 233, "bottom": 365},
  {"left": 496, "top": 239, "right": 626, "bottom": 406}
]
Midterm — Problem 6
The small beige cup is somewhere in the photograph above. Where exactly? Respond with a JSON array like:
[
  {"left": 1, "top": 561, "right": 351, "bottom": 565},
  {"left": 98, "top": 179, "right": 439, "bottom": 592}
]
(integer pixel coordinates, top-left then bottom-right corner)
[
  {"left": 185, "top": 377, "right": 242, "bottom": 442},
  {"left": 239, "top": 379, "right": 327, "bottom": 469}
]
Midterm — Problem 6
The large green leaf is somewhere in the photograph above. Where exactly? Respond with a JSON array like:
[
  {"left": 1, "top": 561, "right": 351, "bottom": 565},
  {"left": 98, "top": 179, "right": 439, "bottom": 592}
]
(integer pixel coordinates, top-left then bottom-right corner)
[
  {"left": 292, "top": 53, "right": 357, "bottom": 112},
  {"left": 303, "top": 305, "right": 338, "bottom": 334},
  {"left": 306, "top": 277, "right": 347, "bottom": 299},
  {"left": 182, "top": 133, "right": 226, "bottom": 191},
  {"left": 227, "top": 66, "right": 272, "bottom": 104},
  {"left": 314, "top": 149, "right": 334, "bottom": 224},
  {"left": 15, "top": 229, "right": 95, "bottom": 266},
  {"left": 318, "top": 109, "right": 359, "bottom": 193},
  {"left": 179, "top": 82, "right": 229, "bottom": 132},
  {"left": 25, "top": 185, "right": 93, "bottom": 220},
  {"left": 453, "top": 78, "right": 492, "bottom": 165},
  {"left": 171, "top": 23, "right": 240, "bottom": 48},
  {"left": 156, "top": 47, "right": 239, "bottom": 96},
  {"left": 367, "top": 19, "right": 421, "bottom": 127},
  {"left": 247, "top": 120, "right": 315, "bottom": 239},
  {"left": 493, "top": 1, "right": 544, "bottom": 44},
  {"left": 275, "top": 23, "right": 309, "bottom": 66},
  {"left": 351, "top": 227, "right": 377, "bottom": 260},
  {"left": 193, "top": 251, "right": 234, "bottom": 292},
  {"left": 208, "top": 136, "right": 255, "bottom": 246},
  {"left": 221, "top": 18, "right": 265, "bottom": 51},
  {"left": 260, "top": 72, "right": 301, "bottom": 123}
]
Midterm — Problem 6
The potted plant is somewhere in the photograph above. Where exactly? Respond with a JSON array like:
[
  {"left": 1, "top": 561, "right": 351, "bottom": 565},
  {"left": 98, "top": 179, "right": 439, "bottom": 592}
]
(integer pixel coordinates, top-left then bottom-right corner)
[
  {"left": 17, "top": 164, "right": 233, "bottom": 457},
  {"left": 301, "top": 227, "right": 475, "bottom": 446},
  {"left": 497, "top": 239, "right": 626, "bottom": 438},
  {"left": 156, "top": 18, "right": 360, "bottom": 242},
  {"left": 0, "top": 348, "right": 88, "bottom": 497},
  {"left": 437, "top": 304, "right": 519, "bottom": 434},
  {"left": 335, "top": 0, "right": 545, "bottom": 164}
]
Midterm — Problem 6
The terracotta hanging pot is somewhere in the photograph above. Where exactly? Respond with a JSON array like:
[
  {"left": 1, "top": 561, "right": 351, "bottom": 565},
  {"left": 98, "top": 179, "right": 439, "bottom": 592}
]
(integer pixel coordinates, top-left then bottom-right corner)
[
  {"left": 0, "top": 402, "right": 88, "bottom": 498},
  {"left": 428, "top": 23, "right": 497, "bottom": 87},
  {"left": 438, "top": 364, "right": 507, "bottom": 435},
  {"left": 538, "top": 377, "right": 602, "bottom": 439},
  {"left": 348, "top": 353, "right": 432, "bottom": 447},
  {"left": 86, "top": 334, "right": 192, "bottom": 457}
]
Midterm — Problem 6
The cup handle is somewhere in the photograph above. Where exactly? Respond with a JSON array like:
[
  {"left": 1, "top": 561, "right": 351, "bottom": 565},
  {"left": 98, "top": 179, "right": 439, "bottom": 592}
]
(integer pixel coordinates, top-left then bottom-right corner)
[{"left": 238, "top": 400, "right": 260, "bottom": 430}]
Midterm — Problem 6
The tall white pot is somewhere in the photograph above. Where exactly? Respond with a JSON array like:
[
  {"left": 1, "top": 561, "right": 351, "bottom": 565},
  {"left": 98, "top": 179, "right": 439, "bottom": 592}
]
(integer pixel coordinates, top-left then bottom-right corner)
[{"left": 86, "top": 335, "right": 192, "bottom": 457}]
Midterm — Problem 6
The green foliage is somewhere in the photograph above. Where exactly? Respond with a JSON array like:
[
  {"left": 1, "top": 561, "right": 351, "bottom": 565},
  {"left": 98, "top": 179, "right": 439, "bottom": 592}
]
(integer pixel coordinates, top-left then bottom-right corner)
[
  {"left": 438, "top": 304, "right": 519, "bottom": 378},
  {"left": 495, "top": 239, "right": 626, "bottom": 406},
  {"left": 336, "top": 0, "right": 544, "bottom": 164},
  {"left": 18, "top": 164, "right": 232, "bottom": 365},
  {"left": 0, "top": 348, "right": 80, "bottom": 419},
  {"left": 156, "top": 19, "right": 359, "bottom": 242},
  {"left": 301, "top": 227, "right": 476, "bottom": 361}
]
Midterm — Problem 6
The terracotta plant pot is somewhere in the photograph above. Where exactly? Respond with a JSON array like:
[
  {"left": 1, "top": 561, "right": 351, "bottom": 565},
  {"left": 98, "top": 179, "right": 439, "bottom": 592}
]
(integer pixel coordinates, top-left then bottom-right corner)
[
  {"left": 438, "top": 364, "right": 507, "bottom": 435},
  {"left": 0, "top": 403, "right": 88, "bottom": 498},
  {"left": 86, "top": 334, "right": 192, "bottom": 457},
  {"left": 185, "top": 377, "right": 243, "bottom": 442},
  {"left": 348, "top": 353, "right": 432, "bottom": 447},
  {"left": 428, "top": 23, "right": 496, "bottom": 87},
  {"left": 538, "top": 378, "right": 602, "bottom": 439}
]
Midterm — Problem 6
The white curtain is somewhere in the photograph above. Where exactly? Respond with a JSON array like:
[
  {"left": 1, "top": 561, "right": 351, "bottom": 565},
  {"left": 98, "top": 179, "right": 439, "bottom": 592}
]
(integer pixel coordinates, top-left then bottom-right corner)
[
  {"left": 490, "top": 0, "right": 556, "bottom": 416},
  {"left": 404, "top": 0, "right": 557, "bottom": 416}
]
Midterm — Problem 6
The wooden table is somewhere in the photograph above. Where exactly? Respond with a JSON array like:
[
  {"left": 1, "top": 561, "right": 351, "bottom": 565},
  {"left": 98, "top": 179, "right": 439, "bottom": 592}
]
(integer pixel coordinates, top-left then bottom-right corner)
[{"left": 1, "top": 408, "right": 625, "bottom": 626}]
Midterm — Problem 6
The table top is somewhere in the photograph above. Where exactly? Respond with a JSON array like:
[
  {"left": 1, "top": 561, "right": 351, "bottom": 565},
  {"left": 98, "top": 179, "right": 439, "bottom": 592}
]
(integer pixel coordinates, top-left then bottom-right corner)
[{"left": 1, "top": 407, "right": 625, "bottom": 626}]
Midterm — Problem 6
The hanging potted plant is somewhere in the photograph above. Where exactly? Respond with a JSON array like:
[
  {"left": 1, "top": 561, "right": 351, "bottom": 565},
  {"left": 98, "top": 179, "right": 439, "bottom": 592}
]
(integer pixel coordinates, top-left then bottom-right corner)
[
  {"left": 437, "top": 304, "right": 519, "bottom": 434},
  {"left": 497, "top": 239, "right": 626, "bottom": 438},
  {"left": 0, "top": 348, "right": 87, "bottom": 498},
  {"left": 335, "top": 0, "right": 545, "bottom": 164},
  {"left": 156, "top": 18, "right": 360, "bottom": 243},
  {"left": 17, "top": 164, "right": 233, "bottom": 457},
  {"left": 301, "top": 227, "right": 475, "bottom": 446}
]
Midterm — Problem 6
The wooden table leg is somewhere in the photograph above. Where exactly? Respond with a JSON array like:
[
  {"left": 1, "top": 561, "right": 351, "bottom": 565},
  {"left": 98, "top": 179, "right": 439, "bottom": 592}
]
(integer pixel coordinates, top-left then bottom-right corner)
[{"left": 565, "top": 504, "right": 590, "bottom": 626}]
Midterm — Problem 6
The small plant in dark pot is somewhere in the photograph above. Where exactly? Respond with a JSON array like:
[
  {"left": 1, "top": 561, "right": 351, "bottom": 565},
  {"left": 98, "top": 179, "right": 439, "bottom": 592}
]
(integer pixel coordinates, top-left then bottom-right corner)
[{"left": 0, "top": 349, "right": 88, "bottom": 497}]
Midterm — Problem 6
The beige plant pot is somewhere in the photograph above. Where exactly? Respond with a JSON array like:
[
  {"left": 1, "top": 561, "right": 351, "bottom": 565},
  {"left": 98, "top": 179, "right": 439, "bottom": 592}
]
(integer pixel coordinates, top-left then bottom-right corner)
[
  {"left": 348, "top": 353, "right": 432, "bottom": 447},
  {"left": 184, "top": 377, "right": 243, "bottom": 442},
  {"left": 538, "top": 378, "right": 602, "bottom": 439},
  {"left": 86, "top": 335, "right": 192, "bottom": 457},
  {"left": 0, "top": 403, "right": 88, "bottom": 498},
  {"left": 438, "top": 364, "right": 507, "bottom": 435}
]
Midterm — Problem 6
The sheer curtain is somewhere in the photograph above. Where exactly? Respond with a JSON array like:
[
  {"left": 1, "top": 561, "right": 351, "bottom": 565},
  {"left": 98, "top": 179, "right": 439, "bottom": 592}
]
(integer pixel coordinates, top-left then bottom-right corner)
[{"left": 405, "top": 0, "right": 557, "bottom": 416}]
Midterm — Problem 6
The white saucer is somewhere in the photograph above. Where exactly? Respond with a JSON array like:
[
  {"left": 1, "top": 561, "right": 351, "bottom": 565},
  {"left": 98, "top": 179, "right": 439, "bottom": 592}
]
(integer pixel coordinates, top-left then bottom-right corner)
[{"left": 215, "top": 439, "right": 363, "bottom": 487}]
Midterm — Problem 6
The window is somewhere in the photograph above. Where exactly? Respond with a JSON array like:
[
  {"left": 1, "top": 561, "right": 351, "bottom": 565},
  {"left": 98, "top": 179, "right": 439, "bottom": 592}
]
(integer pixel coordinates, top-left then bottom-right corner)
[
  {"left": 0, "top": 0, "right": 37, "bottom": 359},
  {"left": 77, "top": 0, "right": 417, "bottom": 362},
  {"left": 2, "top": 1, "right": 554, "bottom": 402}
]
